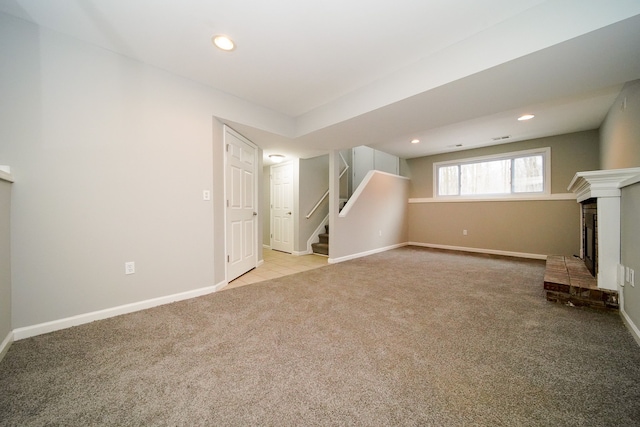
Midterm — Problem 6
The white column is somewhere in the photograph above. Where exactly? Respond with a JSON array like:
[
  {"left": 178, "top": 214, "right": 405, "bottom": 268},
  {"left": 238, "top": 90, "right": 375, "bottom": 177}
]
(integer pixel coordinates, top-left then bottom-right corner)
[{"left": 597, "top": 197, "right": 621, "bottom": 291}]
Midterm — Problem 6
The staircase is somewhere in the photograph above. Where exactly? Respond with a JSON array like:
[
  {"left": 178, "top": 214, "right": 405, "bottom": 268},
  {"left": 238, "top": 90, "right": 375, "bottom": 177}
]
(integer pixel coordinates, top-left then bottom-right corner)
[
  {"left": 311, "top": 224, "right": 329, "bottom": 256},
  {"left": 544, "top": 255, "right": 618, "bottom": 310}
]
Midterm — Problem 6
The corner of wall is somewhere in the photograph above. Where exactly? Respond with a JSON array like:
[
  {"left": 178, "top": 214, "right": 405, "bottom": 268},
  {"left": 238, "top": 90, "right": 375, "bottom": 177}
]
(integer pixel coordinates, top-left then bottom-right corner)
[{"left": 0, "top": 331, "right": 14, "bottom": 363}]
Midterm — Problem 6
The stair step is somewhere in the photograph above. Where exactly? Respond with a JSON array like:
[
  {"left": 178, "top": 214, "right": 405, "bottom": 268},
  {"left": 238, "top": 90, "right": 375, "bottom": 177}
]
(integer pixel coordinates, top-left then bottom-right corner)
[
  {"left": 318, "top": 233, "right": 329, "bottom": 244},
  {"left": 312, "top": 242, "right": 329, "bottom": 256},
  {"left": 543, "top": 255, "right": 618, "bottom": 310}
]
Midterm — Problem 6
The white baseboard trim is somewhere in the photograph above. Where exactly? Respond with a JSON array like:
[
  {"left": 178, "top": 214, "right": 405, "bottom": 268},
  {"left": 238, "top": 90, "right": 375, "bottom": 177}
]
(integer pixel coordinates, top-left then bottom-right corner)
[
  {"left": 0, "top": 331, "right": 14, "bottom": 363},
  {"left": 620, "top": 308, "right": 640, "bottom": 347},
  {"left": 13, "top": 281, "right": 228, "bottom": 341},
  {"left": 328, "top": 242, "right": 408, "bottom": 264},
  {"left": 408, "top": 242, "right": 547, "bottom": 260},
  {"left": 293, "top": 250, "right": 312, "bottom": 256}
]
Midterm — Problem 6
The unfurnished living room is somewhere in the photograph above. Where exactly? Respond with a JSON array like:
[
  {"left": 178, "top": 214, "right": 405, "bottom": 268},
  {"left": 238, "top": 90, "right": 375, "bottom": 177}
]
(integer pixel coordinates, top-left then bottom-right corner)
[{"left": 2, "top": 1, "right": 640, "bottom": 425}]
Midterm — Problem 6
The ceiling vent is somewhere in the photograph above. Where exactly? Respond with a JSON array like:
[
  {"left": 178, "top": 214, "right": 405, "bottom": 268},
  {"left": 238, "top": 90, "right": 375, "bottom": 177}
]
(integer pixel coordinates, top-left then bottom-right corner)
[{"left": 491, "top": 135, "right": 511, "bottom": 141}]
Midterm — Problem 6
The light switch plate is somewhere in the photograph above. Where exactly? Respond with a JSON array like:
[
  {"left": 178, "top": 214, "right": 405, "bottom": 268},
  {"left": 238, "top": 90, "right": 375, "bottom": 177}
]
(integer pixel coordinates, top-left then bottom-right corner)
[{"left": 125, "top": 262, "right": 135, "bottom": 275}]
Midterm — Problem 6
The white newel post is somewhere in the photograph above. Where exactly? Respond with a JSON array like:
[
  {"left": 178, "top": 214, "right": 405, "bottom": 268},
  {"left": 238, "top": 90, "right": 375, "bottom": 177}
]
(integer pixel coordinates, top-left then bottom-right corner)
[{"left": 568, "top": 168, "right": 640, "bottom": 291}]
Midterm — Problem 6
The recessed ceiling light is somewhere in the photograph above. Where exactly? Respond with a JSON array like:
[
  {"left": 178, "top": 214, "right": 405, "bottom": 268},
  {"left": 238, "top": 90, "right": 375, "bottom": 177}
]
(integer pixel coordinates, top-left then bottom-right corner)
[
  {"left": 411, "top": 139, "right": 420, "bottom": 144},
  {"left": 269, "top": 154, "right": 285, "bottom": 163},
  {"left": 212, "top": 35, "right": 235, "bottom": 51},
  {"left": 518, "top": 114, "right": 535, "bottom": 121}
]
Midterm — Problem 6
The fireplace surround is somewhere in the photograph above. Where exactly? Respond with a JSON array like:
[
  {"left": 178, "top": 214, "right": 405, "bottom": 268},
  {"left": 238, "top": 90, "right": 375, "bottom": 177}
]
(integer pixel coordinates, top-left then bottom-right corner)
[
  {"left": 582, "top": 200, "right": 597, "bottom": 277},
  {"left": 568, "top": 168, "right": 640, "bottom": 291}
]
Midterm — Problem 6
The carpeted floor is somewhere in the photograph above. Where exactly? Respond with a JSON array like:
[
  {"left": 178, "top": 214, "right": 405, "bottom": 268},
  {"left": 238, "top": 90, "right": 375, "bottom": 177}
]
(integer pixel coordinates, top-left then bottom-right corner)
[{"left": 1, "top": 246, "right": 640, "bottom": 426}]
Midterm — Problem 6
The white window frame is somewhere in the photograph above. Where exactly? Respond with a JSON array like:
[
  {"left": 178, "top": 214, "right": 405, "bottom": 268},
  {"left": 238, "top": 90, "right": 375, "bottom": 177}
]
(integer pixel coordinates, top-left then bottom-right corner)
[{"left": 433, "top": 147, "right": 551, "bottom": 200}]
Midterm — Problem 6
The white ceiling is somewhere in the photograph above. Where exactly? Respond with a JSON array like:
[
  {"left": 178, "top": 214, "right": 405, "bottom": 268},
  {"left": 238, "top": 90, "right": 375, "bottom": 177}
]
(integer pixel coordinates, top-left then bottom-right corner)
[{"left": 2, "top": 0, "right": 639, "bottom": 163}]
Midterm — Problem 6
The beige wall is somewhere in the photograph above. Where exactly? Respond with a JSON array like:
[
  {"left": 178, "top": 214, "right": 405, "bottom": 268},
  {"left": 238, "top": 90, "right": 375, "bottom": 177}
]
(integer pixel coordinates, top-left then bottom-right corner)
[
  {"left": 1, "top": 14, "right": 236, "bottom": 328},
  {"left": 0, "top": 179, "right": 12, "bottom": 355},
  {"left": 600, "top": 80, "right": 640, "bottom": 170},
  {"left": 406, "top": 131, "right": 599, "bottom": 257},
  {"left": 600, "top": 79, "right": 640, "bottom": 332},
  {"left": 621, "top": 183, "right": 640, "bottom": 330},
  {"left": 298, "top": 155, "right": 329, "bottom": 252},
  {"left": 331, "top": 171, "right": 409, "bottom": 262},
  {"left": 408, "top": 200, "right": 580, "bottom": 256}
]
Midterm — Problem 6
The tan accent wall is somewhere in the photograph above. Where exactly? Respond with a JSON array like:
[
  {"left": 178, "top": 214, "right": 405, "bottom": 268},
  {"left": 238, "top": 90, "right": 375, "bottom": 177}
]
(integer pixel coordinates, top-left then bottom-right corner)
[
  {"left": 408, "top": 200, "right": 580, "bottom": 256},
  {"left": 406, "top": 131, "right": 599, "bottom": 257}
]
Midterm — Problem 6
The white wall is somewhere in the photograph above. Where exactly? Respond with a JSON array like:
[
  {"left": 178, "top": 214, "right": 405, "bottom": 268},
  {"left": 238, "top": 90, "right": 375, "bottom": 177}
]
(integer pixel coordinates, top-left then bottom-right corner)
[
  {"left": 330, "top": 165, "right": 409, "bottom": 263},
  {"left": 352, "top": 146, "right": 399, "bottom": 190},
  {"left": 0, "top": 13, "right": 269, "bottom": 330},
  {"left": 600, "top": 80, "right": 640, "bottom": 338},
  {"left": 0, "top": 176, "right": 12, "bottom": 359}
]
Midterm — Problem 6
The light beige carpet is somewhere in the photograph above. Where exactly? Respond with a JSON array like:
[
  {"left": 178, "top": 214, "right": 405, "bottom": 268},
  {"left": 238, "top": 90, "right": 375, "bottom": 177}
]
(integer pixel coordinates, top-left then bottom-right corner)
[{"left": 1, "top": 246, "right": 639, "bottom": 426}]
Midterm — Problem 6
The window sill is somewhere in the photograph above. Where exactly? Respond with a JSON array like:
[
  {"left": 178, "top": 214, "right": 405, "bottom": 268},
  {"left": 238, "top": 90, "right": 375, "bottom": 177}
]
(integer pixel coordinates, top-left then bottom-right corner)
[{"left": 409, "top": 193, "right": 575, "bottom": 203}]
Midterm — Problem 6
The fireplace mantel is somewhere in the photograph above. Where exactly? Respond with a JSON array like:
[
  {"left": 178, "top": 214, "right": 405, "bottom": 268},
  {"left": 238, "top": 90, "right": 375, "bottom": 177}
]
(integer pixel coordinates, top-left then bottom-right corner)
[
  {"left": 568, "top": 167, "right": 640, "bottom": 291},
  {"left": 568, "top": 167, "right": 640, "bottom": 203}
]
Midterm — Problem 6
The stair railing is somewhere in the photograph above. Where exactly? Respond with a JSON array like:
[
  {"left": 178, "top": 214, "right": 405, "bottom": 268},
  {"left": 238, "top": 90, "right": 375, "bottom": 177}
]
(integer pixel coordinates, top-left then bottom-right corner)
[{"left": 306, "top": 152, "right": 349, "bottom": 219}]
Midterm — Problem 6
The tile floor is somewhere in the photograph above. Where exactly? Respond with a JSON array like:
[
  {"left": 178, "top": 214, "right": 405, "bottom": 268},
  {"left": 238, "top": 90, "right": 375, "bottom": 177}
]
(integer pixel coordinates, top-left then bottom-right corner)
[{"left": 222, "top": 248, "right": 328, "bottom": 291}]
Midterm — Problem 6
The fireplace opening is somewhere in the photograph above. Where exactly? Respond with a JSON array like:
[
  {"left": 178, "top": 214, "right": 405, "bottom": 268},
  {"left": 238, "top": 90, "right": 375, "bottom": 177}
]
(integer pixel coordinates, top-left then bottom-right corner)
[{"left": 582, "top": 199, "right": 597, "bottom": 277}]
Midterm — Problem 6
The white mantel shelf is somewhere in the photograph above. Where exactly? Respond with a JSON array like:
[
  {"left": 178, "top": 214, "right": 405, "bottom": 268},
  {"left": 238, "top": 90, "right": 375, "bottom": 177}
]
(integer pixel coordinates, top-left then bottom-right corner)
[
  {"left": 568, "top": 167, "right": 640, "bottom": 291},
  {"left": 568, "top": 167, "right": 640, "bottom": 203}
]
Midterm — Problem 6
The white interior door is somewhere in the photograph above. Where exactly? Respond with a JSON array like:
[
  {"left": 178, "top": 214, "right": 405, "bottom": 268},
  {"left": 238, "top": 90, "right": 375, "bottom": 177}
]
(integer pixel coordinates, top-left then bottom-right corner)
[
  {"left": 271, "top": 162, "right": 294, "bottom": 253},
  {"left": 225, "top": 127, "right": 258, "bottom": 282}
]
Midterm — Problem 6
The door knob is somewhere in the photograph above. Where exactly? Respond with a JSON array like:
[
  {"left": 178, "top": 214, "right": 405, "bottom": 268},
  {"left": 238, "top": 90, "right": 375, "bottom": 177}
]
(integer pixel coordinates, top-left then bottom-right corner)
[
  {"left": 253, "top": 212, "right": 257, "bottom": 216},
  {"left": 287, "top": 212, "right": 292, "bottom": 215}
]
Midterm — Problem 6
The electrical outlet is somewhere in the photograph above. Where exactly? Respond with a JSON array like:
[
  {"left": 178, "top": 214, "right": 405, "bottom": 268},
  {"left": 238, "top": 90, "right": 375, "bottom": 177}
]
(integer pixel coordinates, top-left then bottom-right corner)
[
  {"left": 125, "top": 261, "right": 135, "bottom": 275},
  {"left": 378, "top": 230, "right": 382, "bottom": 237},
  {"left": 463, "top": 229, "right": 468, "bottom": 236},
  {"left": 202, "top": 190, "right": 211, "bottom": 201}
]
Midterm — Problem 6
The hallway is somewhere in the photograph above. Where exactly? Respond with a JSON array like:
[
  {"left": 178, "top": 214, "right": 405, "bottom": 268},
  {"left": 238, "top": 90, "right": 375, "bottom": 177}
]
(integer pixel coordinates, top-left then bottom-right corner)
[{"left": 223, "top": 249, "right": 328, "bottom": 291}]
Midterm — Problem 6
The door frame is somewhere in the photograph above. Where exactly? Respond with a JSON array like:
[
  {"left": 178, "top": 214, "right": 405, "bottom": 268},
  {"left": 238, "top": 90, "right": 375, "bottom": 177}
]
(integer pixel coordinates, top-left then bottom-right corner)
[{"left": 223, "top": 125, "right": 259, "bottom": 282}]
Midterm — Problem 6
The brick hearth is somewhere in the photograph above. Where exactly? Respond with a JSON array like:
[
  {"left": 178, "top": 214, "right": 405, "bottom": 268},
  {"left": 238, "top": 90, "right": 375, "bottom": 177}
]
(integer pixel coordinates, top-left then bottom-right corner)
[{"left": 544, "top": 255, "right": 618, "bottom": 310}]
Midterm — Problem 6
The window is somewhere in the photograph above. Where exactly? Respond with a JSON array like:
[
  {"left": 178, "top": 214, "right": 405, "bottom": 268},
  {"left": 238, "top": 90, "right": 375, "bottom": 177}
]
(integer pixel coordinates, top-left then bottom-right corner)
[{"left": 434, "top": 148, "right": 550, "bottom": 198}]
